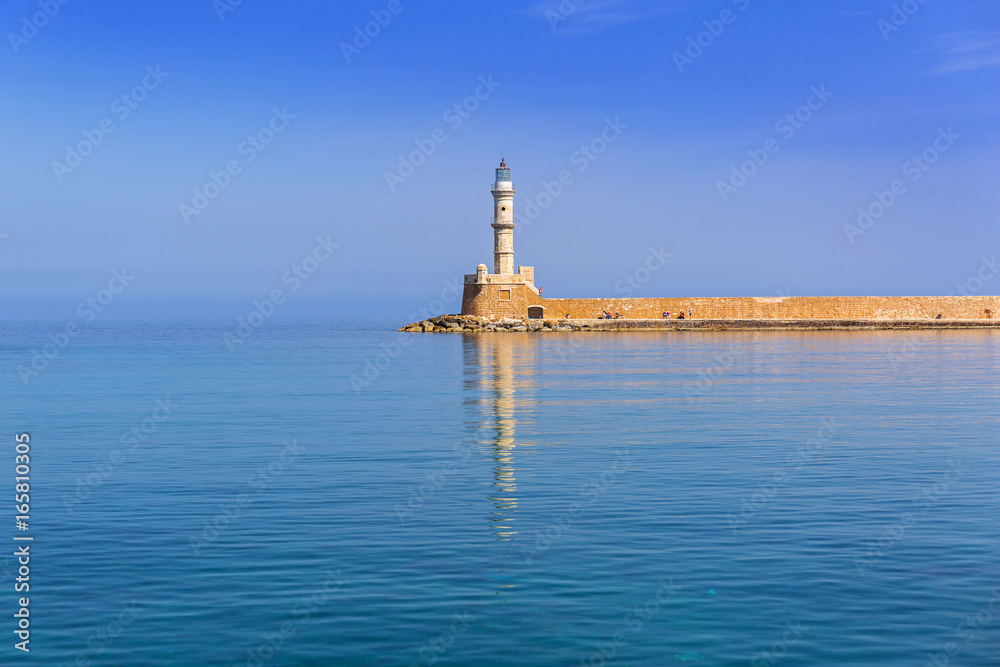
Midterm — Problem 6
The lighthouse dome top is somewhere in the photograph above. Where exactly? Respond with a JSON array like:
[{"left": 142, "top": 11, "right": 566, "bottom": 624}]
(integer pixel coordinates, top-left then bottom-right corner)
[{"left": 495, "top": 157, "right": 511, "bottom": 185}]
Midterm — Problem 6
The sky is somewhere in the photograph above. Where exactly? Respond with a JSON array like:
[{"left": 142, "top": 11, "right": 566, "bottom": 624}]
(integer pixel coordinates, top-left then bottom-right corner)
[{"left": 1, "top": 0, "right": 998, "bottom": 319}]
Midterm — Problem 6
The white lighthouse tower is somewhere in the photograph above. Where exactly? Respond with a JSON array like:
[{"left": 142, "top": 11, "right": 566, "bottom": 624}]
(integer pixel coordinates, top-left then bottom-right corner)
[
  {"left": 461, "top": 157, "right": 539, "bottom": 319},
  {"left": 491, "top": 157, "right": 516, "bottom": 275}
]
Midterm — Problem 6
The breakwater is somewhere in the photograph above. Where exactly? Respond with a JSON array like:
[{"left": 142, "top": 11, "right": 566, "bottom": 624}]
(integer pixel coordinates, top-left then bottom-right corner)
[{"left": 399, "top": 315, "right": 1000, "bottom": 333}]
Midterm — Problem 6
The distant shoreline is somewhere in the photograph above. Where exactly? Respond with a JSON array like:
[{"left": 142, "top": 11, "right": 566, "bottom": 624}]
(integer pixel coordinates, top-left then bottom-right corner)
[{"left": 400, "top": 315, "right": 1000, "bottom": 333}]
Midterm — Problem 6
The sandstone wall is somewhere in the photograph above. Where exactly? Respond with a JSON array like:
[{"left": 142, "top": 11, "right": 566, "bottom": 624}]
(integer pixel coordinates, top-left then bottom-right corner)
[
  {"left": 461, "top": 283, "right": 543, "bottom": 320},
  {"left": 482, "top": 296, "right": 1000, "bottom": 321}
]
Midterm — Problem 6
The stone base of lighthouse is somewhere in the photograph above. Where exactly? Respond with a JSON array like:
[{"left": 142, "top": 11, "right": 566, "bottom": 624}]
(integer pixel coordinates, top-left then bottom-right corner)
[{"left": 461, "top": 266, "right": 544, "bottom": 320}]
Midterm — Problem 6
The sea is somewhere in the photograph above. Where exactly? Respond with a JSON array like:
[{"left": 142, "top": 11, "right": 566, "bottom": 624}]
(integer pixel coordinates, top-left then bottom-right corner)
[{"left": 1, "top": 320, "right": 998, "bottom": 666}]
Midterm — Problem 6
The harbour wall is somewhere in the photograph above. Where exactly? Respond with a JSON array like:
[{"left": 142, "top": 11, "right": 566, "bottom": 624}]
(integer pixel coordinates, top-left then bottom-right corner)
[
  {"left": 461, "top": 285, "right": 1000, "bottom": 321},
  {"left": 543, "top": 296, "right": 999, "bottom": 320}
]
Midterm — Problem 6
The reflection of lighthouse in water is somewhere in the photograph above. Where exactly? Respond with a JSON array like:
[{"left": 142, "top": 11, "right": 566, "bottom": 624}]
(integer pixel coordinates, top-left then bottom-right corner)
[
  {"left": 464, "top": 335, "right": 531, "bottom": 542},
  {"left": 487, "top": 338, "right": 517, "bottom": 540}
]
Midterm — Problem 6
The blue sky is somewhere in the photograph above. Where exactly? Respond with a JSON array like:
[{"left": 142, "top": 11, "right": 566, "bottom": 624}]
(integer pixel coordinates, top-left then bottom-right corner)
[{"left": 1, "top": 0, "right": 998, "bottom": 319}]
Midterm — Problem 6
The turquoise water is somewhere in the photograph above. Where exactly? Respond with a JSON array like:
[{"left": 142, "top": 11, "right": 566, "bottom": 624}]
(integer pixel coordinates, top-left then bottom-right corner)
[{"left": 2, "top": 321, "right": 999, "bottom": 665}]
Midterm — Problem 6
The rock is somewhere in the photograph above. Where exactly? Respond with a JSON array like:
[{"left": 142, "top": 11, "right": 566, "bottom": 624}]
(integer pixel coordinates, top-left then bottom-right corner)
[
  {"left": 445, "top": 322, "right": 462, "bottom": 330},
  {"left": 512, "top": 325, "right": 528, "bottom": 332},
  {"left": 540, "top": 327, "right": 552, "bottom": 332}
]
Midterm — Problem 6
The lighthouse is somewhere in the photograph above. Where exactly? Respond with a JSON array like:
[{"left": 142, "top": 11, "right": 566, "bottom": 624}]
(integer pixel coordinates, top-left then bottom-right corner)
[
  {"left": 461, "top": 158, "right": 540, "bottom": 319},
  {"left": 491, "top": 158, "right": 516, "bottom": 275}
]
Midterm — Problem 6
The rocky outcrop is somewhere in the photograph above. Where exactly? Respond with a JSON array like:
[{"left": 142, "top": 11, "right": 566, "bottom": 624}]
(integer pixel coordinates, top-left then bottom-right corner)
[{"left": 397, "top": 315, "right": 581, "bottom": 333}]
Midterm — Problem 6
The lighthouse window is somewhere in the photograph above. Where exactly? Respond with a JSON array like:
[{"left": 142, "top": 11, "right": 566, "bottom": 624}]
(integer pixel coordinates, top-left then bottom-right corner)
[
  {"left": 499, "top": 290, "right": 511, "bottom": 302},
  {"left": 501, "top": 207, "right": 506, "bottom": 211}
]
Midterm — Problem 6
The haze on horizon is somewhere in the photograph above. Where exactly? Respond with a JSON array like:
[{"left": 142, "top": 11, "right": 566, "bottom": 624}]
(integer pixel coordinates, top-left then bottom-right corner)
[{"left": 1, "top": 0, "right": 998, "bottom": 320}]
